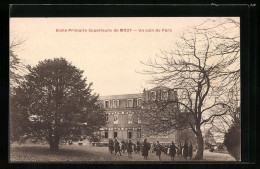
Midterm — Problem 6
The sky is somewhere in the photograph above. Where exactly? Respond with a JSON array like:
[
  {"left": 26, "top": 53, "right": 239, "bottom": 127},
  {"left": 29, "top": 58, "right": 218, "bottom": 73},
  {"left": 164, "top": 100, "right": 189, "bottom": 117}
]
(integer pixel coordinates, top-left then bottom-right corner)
[{"left": 10, "top": 17, "right": 229, "bottom": 96}]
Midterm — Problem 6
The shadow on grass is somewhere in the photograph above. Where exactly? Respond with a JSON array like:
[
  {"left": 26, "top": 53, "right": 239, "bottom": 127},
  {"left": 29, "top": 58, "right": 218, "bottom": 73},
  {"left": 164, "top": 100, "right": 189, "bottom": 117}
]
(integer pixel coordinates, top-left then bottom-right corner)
[{"left": 10, "top": 144, "right": 96, "bottom": 159}]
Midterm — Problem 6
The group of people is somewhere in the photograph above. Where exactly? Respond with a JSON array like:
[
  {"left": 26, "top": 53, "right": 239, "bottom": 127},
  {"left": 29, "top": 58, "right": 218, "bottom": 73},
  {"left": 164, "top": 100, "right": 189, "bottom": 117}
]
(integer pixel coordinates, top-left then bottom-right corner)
[
  {"left": 176, "top": 141, "right": 193, "bottom": 160},
  {"left": 150, "top": 140, "right": 193, "bottom": 161},
  {"left": 108, "top": 138, "right": 194, "bottom": 161}
]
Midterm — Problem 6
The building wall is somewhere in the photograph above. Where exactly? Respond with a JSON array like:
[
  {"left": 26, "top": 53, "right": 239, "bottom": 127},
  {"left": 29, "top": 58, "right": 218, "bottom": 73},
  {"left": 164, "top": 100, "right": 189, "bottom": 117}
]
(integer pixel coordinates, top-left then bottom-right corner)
[
  {"left": 99, "top": 87, "right": 180, "bottom": 143},
  {"left": 99, "top": 107, "right": 143, "bottom": 142}
]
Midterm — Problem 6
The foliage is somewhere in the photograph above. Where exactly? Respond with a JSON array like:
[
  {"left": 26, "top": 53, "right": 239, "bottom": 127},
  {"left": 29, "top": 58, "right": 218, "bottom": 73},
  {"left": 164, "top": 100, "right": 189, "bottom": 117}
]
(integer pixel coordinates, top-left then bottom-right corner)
[
  {"left": 10, "top": 58, "right": 106, "bottom": 150},
  {"left": 218, "top": 144, "right": 224, "bottom": 150},
  {"left": 176, "top": 129, "right": 197, "bottom": 146},
  {"left": 88, "top": 134, "right": 102, "bottom": 142},
  {"left": 10, "top": 38, "right": 27, "bottom": 95},
  {"left": 224, "top": 117, "right": 241, "bottom": 161}
]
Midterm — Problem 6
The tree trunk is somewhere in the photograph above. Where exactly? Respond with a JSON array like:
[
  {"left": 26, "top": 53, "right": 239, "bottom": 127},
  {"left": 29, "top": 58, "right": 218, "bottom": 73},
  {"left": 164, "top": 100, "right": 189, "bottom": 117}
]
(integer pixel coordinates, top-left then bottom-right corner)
[
  {"left": 49, "top": 126, "right": 60, "bottom": 151},
  {"left": 194, "top": 132, "right": 204, "bottom": 160},
  {"left": 50, "top": 140, "right": 59, "bottom": 151}
]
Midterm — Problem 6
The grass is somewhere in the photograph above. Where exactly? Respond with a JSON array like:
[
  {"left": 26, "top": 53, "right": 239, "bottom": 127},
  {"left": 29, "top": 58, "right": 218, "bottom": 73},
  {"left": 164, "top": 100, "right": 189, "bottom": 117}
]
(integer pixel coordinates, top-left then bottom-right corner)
[{"left": 10, "top": 143, "right": 236, "bottom": 162}]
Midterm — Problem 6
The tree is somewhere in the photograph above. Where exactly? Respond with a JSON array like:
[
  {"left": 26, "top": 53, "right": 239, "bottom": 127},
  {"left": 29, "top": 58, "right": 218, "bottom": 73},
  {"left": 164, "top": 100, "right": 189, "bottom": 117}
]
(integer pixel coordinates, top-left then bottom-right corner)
[
  {"left": 10, "top": 58, "right": 106, "bottom": 150},
  {"left": 10, "top": 38, "right": 27, "bottom": 95},
  {"left": 204, "top": 130, "right": 217, "bottom": 149},
  {"left": 9, "top": 37, "right": 29, "bottom": 143},
  {"left": 141, "top": 18, "right": 240, "bottom": 160}
]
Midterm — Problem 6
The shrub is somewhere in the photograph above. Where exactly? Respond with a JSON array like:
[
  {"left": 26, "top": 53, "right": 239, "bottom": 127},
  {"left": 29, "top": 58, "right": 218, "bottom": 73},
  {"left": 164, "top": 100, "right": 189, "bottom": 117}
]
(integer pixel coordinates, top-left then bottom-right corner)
[{"left": 224, "top": 119, "right": 241, "bottom": 161}]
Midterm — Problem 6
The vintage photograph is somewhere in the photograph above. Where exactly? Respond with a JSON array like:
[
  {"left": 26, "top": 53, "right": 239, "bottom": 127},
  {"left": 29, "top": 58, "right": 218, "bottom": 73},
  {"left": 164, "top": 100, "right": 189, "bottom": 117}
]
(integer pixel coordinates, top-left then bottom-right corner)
[{"left": 9, "top": 17, "right": 240, "bottom": 162}]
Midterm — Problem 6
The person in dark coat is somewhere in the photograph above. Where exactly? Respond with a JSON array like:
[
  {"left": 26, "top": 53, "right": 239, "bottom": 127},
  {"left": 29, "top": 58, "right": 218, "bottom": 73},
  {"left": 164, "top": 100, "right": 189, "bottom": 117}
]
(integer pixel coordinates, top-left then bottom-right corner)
[
  {"left": 127, "top": 140, "right": 133, "bottom": 157},
  {"left": 188, "top": 142, "right": 193, "bottom": 159},
  {"left": 121, "top": 140, "right": 125, "bottom": 153},
  {"left": 155, "top": 141, "right": 163, "bottom": 161},
  {"left": 114, "top": 139, "right": 121, "bottom": 156},
  {"left": 142, "top": 139, "right": 150, "bottom": 159},
  {"left": 170, "top": 142, "right": 178, "bottom": 160},
  {"left": 183, "top": 140, "right": 189, "bottom": 160},
  {"left": 109, "top": 139, "right": 114, "bottom": 154},
  {"left": 136, "top": 141, "right": 141, "bottom": 153},
  {"left": 125, "top": 140, "right": 128, "bottom": 153},
  {"left": 108, "top": 139, "right": 111, "bottom": 153}
]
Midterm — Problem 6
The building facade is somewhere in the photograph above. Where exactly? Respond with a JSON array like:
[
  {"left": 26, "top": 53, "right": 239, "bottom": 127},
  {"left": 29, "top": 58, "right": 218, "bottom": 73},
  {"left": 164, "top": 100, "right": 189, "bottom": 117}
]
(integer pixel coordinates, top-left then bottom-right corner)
[{"left": 98, "top": 86, "right": 180, "bottom": 142}]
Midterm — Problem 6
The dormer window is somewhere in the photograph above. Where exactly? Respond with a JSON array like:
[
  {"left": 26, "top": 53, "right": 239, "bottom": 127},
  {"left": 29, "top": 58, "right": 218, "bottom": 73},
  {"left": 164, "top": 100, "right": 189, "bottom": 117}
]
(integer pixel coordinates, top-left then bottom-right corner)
[
  {"left": 113, "top": 100, "right": 117, "bottom": 108},
  {"left": 162, "top": 90, "right": 168, "bottom": 100},
  {"left": 150, "top": 91, "right": 156, "bottom": 100},
  {"left": 127, "top": 99, "right": 133, "bottom": 107},
  {"left": 117, "top": 100, "right": 120, "bottom": 107},
  {"left": 137, "top": 98, "right": 143, "bottom": 107},
  {"left": 105, "top": 101, "right": 110, "bottom": 108}
]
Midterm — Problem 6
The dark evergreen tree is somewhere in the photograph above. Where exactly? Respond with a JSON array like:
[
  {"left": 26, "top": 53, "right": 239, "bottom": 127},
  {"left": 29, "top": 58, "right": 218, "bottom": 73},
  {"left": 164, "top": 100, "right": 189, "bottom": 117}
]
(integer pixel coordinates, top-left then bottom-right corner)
[{"left": 10, "top": 58, "right": 106, "bottom": 150}]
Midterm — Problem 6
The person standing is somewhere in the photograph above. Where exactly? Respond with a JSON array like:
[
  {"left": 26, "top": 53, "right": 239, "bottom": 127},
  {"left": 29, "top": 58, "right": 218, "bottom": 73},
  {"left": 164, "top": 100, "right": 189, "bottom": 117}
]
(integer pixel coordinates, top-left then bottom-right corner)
[
  {"left": 183, "top": 140, "right": 189, "bottom": 160},
  {"left": 170, "top": 142, "right": 178, "bottom": 161},
  {"left": 188, "top": 142, "right": 193, "bottom": 159},
  {"left": 108, "top": 139, "right": 111, "bottom": 153},
  {"left": 136, "top": 140, "right": 141, "bottom": 153},
  {"left": 121, "top": 139, "right": 125, "bottom": 153},
  {"left": 155, "top": 141, "right": 162, "bottom": 161},
  {"left": 114, "top": 139, "right": 121, "bottom": 156},
  {"left": 127, "top": 140, "right": 133, "bottom": 158},
  {"left": 109, "top": 139, "right": 114, "bottom": 154},
  {"left": 142, "top": 139, "right": 150, "bottom": 159}
]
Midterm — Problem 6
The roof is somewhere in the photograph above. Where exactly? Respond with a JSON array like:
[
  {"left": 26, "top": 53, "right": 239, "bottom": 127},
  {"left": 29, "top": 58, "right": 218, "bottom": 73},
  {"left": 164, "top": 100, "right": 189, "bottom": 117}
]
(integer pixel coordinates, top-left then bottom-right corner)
[
  {"left": 99, "top": 93, "right": 143, "bottom": 101},
  {"left": 148, "top": 86, "right": 172, "bottom": 91}
]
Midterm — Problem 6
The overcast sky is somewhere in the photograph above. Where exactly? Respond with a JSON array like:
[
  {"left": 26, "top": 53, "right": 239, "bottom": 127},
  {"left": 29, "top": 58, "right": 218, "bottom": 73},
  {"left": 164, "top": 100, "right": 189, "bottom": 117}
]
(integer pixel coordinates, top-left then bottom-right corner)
[{"left": 10, "top": 17, "right": 224, "bottom": 96}]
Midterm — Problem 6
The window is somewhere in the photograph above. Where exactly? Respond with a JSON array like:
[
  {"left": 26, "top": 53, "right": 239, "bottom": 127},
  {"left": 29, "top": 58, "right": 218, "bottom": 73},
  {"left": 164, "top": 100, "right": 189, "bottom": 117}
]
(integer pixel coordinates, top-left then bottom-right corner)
[
  {"left": 117, "top": 100, "right": 120, "bottom": 107},
  {"left": 128, "top": 131, "right": 132, "bottom": 139},
  {"left": 137, "top": 99, "right": 143, "bottom": 107},
  {"left": 114, "top": 132, "right": 118, "bottom": 138},
  {"left": 162, "top": 90, "right": 168, "bottom": 100},
  {"left": 133, "top": 99, "right": 137, "bottom": 107},
  {"left": 105, "top": 101, "right": 110, "bottom": 108},
  {"left": 138, "top": 117, "right": 141, "bottom": 124},
  {"left": 105, "top": 131, "right": 108, "bottom": 139},
  {"left": 150, "top": 91, "right": 156, "bottom": 100},
  {"left": 114, "top": 114, "right": 118, "bottom": 124},
  {"left": 105, "top": 114, "right": 109, "bottom": 122},
  {"left": 127, "top": 99, "right": 133, "bottom": 107},
  {"left": 173, "top": 91, "right": 178, "bottom": 100},
  {"left": 137, "top": 130, "right": 141, "bottom": 138},
  {"left": 113, "top": 100, "right": 116, "bottom": 108},
  {"left": 128, "top": 114, "right": 132, "bottom": 124}
]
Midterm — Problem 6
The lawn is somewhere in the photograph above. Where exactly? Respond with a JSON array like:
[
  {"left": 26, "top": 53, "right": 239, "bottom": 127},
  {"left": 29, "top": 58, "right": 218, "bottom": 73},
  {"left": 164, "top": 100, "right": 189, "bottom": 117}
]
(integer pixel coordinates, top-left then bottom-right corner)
[{"left": 10, "top": 143, "right": 235, "bottom": 162}]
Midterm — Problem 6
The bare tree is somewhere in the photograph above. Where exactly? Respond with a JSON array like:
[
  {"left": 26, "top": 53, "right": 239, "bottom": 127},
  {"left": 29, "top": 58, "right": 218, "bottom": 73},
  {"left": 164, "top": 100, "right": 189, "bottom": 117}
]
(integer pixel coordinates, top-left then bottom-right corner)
[
  {"left": 10, "top": 37, "right": 27, "bottom": 95},
  {"left": 141, "top": 18, "right": 240, "bottom": 160}
]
